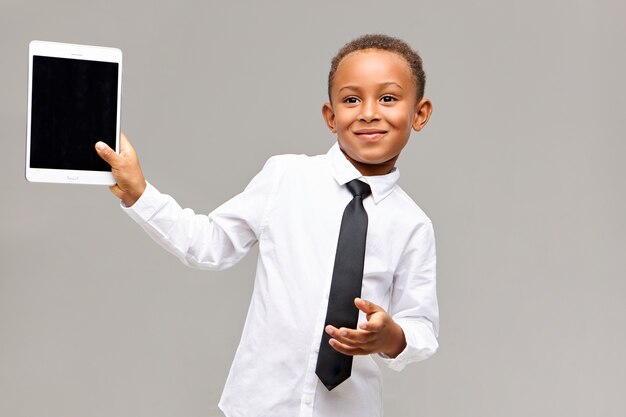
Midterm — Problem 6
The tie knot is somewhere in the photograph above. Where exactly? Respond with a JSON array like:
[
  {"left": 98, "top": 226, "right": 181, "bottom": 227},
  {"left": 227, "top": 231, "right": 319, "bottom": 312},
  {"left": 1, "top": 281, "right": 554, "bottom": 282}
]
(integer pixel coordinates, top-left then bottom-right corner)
[{"left": 346, "top": 179, "right": 371, "bottom": 199}]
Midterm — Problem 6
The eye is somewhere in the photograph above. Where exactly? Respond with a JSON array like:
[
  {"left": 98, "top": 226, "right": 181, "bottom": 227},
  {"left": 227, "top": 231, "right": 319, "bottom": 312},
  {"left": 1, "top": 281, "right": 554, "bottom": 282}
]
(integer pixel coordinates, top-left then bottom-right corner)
[
  {"left": 343, "top": 96, "right": 360, "bottom": 104},
  {"left": 380, "top": 95, "right": 397, "bottom": 103}
]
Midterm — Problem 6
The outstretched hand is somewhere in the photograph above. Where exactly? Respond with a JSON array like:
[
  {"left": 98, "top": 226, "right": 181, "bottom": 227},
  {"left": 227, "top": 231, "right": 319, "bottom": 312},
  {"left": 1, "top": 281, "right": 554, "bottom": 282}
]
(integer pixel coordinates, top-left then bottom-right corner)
[
  {"left": 95, "top": 132, "right": 146, "bottom": 207},
  {"left": 325, "top": 298, "right": 406, "bottom": 358}
]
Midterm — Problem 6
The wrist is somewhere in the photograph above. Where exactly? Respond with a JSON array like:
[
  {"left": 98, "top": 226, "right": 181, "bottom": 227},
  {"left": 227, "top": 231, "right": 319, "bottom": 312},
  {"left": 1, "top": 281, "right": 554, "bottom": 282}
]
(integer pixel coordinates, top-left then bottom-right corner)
[
  {"left": 123, "top": 179, "right": 146, "bottom": 207},
  {"left": 382, "top": 322, "right": 407, "bottom": 358}
]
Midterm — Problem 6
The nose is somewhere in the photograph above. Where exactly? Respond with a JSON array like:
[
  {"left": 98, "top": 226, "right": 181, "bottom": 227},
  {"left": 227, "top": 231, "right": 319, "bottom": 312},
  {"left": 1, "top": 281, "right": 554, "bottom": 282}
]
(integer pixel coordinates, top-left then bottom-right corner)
[{"left": 358, "top": 99, "right": 380, "bottom": 122}]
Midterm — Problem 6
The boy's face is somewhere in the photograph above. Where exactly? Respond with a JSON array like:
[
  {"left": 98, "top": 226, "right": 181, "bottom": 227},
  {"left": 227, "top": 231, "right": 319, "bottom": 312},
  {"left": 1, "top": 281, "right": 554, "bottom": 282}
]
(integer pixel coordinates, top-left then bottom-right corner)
[{"left": 323, "top": 49, "right": 432, "bottom": 176}]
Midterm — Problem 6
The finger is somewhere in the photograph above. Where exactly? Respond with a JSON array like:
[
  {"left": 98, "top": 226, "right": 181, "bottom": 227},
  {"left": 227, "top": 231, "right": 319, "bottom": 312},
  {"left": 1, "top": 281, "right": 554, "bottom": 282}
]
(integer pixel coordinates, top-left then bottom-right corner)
[
  {"left": 95, "top": 141, "right": 121, "bottom": 167},
  {"left": 108, "top": 184, "right": 124, "bottom": 199},
  {"left": 328, "top": 338, "right": 369, "bottom": 356},
  {"left": 326, "top": 325, "right": 369, "bottom": 340},
  {"left": 358, "top": 313, "right": 385, "bottom": 332},
  {"left": 326, "top": 325, "right": 374, "bottom": 346},
  {"left": 355, "top": 298, "right": 384, "bottom": 317}
]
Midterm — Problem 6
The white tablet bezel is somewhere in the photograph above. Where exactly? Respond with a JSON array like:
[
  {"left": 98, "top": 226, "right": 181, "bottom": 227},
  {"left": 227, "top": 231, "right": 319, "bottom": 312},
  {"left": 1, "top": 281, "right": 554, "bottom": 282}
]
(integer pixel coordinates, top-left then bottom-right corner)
[{"left": 26, "top": 40, "right": 123, "bottom": 185}]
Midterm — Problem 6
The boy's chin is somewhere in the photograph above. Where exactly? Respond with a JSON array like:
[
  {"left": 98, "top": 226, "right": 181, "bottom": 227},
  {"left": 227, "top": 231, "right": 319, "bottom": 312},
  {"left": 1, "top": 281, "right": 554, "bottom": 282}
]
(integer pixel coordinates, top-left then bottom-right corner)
[
  {"left": 340, "top": 150, "right": 399, "bottom": 175},
  {"left": 346, "top": 149, "right": 399, "bottom": 167}
]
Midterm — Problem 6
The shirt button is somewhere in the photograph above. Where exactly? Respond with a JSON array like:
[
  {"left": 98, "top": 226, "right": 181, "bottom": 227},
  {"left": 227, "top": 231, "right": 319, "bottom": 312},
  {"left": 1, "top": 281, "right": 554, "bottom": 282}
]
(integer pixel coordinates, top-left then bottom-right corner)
[{"left": 303, "top": 396, "right": 312, "bottom": 405}]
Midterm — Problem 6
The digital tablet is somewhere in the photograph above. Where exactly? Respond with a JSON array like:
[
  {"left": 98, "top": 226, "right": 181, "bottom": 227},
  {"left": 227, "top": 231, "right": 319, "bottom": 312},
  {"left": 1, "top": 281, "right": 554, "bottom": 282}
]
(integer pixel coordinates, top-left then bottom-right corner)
[{"left": 26, "top": 40, "right": 123, "bottom": 185}]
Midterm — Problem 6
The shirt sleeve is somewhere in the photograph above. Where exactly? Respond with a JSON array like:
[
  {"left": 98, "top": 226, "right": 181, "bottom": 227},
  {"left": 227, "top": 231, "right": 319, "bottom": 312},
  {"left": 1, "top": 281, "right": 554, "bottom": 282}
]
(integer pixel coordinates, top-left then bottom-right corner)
[
  {"left": 122, "top": 156, "right": 281, "bottom": 270},
  {"left": 378, "top": 221, "right": 439, "bottom": 371}
]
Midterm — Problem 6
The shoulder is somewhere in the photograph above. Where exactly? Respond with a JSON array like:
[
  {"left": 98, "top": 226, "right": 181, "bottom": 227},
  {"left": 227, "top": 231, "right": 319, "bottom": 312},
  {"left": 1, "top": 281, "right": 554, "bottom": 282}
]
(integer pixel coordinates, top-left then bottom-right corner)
[
  {"left": 386, "top": 185, "right": 433, "bottom": 235},
  {"left": 264, "top": 152, "right": 325, "bottom": 167},
  {"left": 260, "top": 151, "right": 327, "bottom": 177}
]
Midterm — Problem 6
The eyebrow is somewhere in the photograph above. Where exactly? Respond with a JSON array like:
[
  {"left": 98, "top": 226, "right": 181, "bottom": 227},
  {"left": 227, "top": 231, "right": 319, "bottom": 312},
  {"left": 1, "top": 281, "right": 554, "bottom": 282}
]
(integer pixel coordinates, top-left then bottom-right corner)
[{"left": 338, "top": 82, "right": 403, "bottom": 94}]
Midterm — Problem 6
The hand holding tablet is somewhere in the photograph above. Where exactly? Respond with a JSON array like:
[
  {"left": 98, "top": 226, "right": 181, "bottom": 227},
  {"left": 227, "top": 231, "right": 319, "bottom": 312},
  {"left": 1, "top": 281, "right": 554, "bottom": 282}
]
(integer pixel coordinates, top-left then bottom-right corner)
[
  {"left": 26, "top": 40, "right": 123, "bottom": 185},
  {"left": 95, "top": 133, "right": 147, "bottom": 207}
]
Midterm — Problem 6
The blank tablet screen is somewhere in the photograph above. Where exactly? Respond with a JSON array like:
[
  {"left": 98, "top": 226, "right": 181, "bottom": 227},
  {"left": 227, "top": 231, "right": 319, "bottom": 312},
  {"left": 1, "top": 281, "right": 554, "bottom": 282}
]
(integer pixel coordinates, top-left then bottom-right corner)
[{"left": 30, "top": 55, "right": 119, "bottom": 171}]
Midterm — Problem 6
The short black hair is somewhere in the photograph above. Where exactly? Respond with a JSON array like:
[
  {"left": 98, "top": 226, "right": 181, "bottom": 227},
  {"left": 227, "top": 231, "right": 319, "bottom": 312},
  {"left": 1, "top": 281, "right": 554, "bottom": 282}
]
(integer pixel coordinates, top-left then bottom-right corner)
[{"left": 328, "top": 34, "right": 426, "bottom": 102}]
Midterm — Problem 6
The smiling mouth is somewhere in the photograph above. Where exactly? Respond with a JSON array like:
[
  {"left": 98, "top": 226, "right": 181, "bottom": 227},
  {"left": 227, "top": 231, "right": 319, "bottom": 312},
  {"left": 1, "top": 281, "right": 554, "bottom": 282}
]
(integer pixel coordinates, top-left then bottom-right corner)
[{"left": 354, "top": 130, "right": 387, "bottom": 141}]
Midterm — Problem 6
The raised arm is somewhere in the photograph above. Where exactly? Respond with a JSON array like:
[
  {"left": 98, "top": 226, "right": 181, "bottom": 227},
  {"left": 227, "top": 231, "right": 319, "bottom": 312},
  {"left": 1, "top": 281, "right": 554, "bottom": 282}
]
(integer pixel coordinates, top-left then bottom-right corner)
[{"left": 96, "top": 134, "right": 280, "bottom": 271}]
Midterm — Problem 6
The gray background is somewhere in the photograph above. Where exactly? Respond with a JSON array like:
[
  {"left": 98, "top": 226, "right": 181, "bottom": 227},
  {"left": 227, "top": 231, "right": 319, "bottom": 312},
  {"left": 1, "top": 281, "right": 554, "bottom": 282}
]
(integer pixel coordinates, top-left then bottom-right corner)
[{"left": 1, "top": 1, "right": 625, "bottom": 416}]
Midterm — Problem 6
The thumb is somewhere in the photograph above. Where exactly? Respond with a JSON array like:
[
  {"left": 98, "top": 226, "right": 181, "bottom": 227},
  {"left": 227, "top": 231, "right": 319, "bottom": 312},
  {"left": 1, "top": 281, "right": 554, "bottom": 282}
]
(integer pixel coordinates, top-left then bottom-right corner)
[
  {"left": 354, "top": 298, "right": 383, "bottom": 316},
  {"left": 95, "top": 141, "right": 120, "bottom": 167}
]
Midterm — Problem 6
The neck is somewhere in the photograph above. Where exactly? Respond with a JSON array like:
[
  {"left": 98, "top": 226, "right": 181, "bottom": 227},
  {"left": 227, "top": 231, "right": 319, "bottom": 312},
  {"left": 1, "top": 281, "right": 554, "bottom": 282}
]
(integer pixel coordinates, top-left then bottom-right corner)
[{"left": 340, "top": 149, "right": 398, "bottom": 176}]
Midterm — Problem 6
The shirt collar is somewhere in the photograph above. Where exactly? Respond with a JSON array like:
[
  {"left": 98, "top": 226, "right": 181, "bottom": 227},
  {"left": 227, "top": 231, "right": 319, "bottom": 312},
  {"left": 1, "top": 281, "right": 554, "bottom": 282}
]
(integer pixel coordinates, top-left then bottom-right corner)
[{"left": 326, "top": 142, "right": 400, "bottom": 205}]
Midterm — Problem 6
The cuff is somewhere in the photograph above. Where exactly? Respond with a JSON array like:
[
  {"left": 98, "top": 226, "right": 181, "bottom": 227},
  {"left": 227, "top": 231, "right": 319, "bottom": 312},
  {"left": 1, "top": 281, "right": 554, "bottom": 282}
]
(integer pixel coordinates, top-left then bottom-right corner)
[
  {"left": 377, "top": 319, "right": 439, "bottom": 371},
  {"left": 120, "top": 181, "right": 166, "bottom": 223}
]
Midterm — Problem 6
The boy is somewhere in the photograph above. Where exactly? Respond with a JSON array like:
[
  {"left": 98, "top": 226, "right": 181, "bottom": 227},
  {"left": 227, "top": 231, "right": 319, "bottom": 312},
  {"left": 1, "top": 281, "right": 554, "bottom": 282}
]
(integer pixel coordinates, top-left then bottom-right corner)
[{"left": 96, "top": 34, "right": 438, "bottom": 417}]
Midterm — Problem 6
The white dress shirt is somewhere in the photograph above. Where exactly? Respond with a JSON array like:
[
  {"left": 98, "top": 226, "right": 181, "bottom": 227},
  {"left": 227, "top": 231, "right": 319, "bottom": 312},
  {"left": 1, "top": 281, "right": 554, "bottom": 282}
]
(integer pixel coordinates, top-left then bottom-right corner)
[{"left": 123, "top": 143, "right": 439, "bottom": 417}]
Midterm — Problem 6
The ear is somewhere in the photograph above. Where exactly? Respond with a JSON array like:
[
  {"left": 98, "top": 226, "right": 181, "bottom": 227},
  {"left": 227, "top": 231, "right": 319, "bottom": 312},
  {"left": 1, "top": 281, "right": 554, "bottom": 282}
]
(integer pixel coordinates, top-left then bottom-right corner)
[
  {"left": 412, "top": 98, "right": 433, "bottom": 132},
  {"left": 322, "top": 102, "right": 337, "bottom": 133}
]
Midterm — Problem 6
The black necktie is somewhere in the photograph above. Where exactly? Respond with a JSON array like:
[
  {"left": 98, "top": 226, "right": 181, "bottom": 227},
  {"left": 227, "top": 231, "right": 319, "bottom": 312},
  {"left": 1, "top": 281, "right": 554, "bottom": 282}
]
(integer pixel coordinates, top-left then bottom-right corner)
[{"left": 316, "top": 179, "right": 372, "bottom": 391}]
